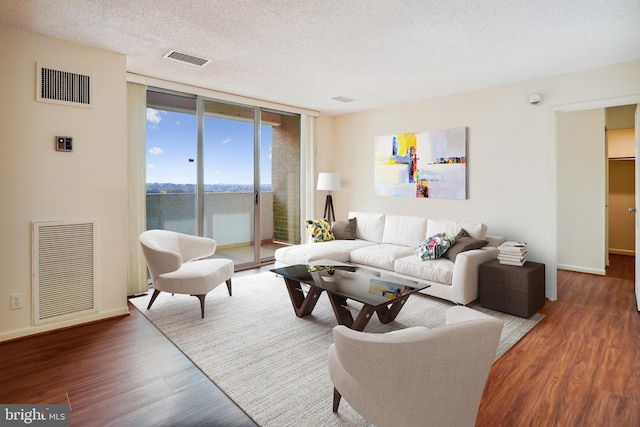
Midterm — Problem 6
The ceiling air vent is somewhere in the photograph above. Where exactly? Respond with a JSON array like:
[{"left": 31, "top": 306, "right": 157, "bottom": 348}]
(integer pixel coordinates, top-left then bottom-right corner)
[
  {"left": 332, "top": 96, "right": 356, "bottom": 103},
  {"left": 36, "top": 64, "right": 93, "bottom": 107},
  {"left": 163, "top": 50, "right": 212, "bottom": 67}
]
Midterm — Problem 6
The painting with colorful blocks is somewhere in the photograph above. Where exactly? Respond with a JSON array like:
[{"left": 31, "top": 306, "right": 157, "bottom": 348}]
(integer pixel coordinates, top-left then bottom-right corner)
[{"left": 374, "top": 126, "right": 467, "bottom": 199}]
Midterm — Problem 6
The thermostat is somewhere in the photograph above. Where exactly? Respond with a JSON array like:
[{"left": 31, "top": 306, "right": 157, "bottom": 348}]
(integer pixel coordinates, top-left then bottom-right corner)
[{"left": 56, "top": 136, "right": 73, "bottom": 152}]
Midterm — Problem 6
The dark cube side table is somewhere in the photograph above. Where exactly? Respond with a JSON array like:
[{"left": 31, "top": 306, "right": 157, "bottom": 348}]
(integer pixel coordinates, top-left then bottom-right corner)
[{"left": 479, "top": 259, "right": 545, "bottom": 318}]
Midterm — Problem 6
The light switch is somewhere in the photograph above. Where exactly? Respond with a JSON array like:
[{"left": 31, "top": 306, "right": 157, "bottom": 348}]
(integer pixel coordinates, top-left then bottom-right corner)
[{"left": 56, "top": 136, "right": 73, "bottom": 152}]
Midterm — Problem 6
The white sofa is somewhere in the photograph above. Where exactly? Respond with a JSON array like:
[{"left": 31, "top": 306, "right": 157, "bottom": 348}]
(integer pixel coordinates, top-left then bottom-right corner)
[{"left": 274, "top": 212, "right": 504, "bottom": 305}]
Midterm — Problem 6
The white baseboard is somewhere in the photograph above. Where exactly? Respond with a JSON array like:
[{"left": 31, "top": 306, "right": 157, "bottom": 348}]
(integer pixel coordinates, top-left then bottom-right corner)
[
  {"left": 0, "top": 307, "right": 130, "bottom": 343},
  {"left": 557, "top": 264, "right": 606, "bottom": 276}
]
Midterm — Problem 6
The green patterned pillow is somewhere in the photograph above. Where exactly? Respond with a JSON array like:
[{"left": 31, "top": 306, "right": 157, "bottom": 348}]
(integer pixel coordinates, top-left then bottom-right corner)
[
  {"left": 415, "top": 232, "right": 455, "bottom": 260},
  {"left": 305, "top": 218, "right": 335, "bottom": 243}
]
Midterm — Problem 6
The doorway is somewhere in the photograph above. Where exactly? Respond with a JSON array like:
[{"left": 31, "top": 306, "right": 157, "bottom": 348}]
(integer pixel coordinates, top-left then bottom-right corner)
[
  {"left": 555, "top": 101, "right": 639, "bottom": 310},
  {"left": 607, "top": 106, "right": 636, "bottom": 261}
]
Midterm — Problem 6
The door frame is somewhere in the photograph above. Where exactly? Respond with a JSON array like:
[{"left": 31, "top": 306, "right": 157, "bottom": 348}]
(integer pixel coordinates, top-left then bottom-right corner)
[{"left": 635, "top": 104, "right": 639, "bottom": 311}]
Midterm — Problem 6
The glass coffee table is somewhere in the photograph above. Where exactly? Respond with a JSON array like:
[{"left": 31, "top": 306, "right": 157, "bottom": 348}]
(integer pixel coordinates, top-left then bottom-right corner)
[{"left": 271, "top": 262, "right": 430, "bottom": 331}]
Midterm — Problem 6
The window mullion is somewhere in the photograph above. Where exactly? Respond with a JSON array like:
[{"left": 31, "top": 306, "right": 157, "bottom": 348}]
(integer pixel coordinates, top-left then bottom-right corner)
[{"left": 196, "top": 96, "right": 204, "bottom": 237}]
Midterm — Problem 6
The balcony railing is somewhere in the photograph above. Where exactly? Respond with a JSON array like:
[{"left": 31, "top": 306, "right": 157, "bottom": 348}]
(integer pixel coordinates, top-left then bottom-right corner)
[{"left": 146, "top": 192, "right": 275, "bottom": 246}]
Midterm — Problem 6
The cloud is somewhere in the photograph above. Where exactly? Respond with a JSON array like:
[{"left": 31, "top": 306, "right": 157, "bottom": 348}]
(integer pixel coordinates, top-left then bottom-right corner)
[
  {"left": 147, "top": 163, "right": 155, "bottom": 169},
  {"left": 146, "top": 108, "right": 163, "bottom": 125},
  {"left": 222, "top": 138, "right": 231, "bottom": 145},
  {"left": 148, "top": 147, "right": 165, "bottom": 155}
]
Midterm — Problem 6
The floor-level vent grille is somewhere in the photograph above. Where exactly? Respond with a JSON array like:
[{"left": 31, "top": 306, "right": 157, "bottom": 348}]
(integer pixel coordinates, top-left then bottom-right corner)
[
  {"left": 36, "top": 64, "right": 93, "bottom": 107},
  {"left": 33, "top": 220, "right": 97, "bottom": 325}
]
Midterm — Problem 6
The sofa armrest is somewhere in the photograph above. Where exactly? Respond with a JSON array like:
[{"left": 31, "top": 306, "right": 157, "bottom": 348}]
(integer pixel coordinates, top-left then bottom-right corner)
[
  {"left": 485, "top": 234, "right": 505, "bottom": 247},
  {"left": 449, "top": 247, "right": 499, "bottom": 305}
]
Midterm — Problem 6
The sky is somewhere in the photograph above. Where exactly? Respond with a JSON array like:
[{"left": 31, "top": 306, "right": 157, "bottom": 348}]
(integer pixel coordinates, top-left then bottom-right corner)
[{"left": 146, "top": 108, "right": 272, "bottom": 185}]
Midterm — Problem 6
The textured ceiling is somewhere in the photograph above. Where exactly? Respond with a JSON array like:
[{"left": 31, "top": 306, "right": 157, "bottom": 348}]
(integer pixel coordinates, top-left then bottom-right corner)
[{"left": 1, "top": 0, "right": 639, "bottom": 115}]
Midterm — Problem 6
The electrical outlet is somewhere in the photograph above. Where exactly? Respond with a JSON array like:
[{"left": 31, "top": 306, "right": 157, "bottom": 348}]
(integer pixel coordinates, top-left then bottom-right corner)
[{"left": 10, "top": 293, "right": 23, "bottom": 310}]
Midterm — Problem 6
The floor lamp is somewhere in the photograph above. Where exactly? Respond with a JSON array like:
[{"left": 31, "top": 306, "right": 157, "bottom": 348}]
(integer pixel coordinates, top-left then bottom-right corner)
[{"left": 317, "top": 173, "right": 341, "bottom": 223}]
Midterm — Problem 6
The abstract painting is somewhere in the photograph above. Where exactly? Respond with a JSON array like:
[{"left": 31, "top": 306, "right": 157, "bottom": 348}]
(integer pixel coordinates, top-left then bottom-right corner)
[{"left": 374, "top": 127, "right": 466, "bottom": 199}]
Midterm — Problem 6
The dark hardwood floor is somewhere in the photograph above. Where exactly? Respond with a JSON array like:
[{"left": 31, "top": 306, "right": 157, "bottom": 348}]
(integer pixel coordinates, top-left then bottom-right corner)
[
  {"left": 0, "top": 298, "right": 258, "bottom": 426},
  {"left": 477, "top": 254, "right": 639, "bottom": 427},
  {"left": 0, "top": 256, "right": 637, "bottom": 426}
]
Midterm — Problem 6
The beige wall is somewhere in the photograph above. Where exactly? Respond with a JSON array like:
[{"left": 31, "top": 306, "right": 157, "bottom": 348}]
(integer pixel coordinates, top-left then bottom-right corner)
[
  {"left": 606, "top": 105, "right": 637, "bottom": 129},
  {"left": 608, "top": 128, "right": 635, "bottom": 158},
  {"left": 316, "top": 60, "right": 640, "bottom": 299},
  {"left": 557, "top": 109, "right": 606, "bottom": 274},
  {"left": 0, "top": 26, "right": 129, "bottom": 341}
]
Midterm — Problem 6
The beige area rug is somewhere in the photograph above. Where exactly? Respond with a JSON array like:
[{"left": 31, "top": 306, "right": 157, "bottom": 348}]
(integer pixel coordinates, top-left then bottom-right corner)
[{"left": 130, "top": 271, "right": 544, "bottom": 426}]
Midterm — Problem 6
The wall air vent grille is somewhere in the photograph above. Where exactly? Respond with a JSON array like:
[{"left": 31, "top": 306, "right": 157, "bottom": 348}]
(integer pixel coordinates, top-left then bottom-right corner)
[
  {"left": 163, "top": 50, "right": 212, "bottom": 67},
  {"left": 32, "top": 220, "right": 98, "bottom": 325},
  {"left": 37, "top": 64, "right": 93, "bottom": 107}
]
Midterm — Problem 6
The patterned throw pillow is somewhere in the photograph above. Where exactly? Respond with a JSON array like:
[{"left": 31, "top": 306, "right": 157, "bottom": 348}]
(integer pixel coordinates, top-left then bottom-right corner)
[
  {"left": 305, "top": 218, "right": 335, "bottom": 243},
  {"left": 415, "top": 232, "right": 455, "bottom": 260}
]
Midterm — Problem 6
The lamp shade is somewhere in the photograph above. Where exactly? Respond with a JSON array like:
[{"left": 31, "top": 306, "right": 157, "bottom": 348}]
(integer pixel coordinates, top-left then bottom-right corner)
[{"left": 317, "top": 173, "right": 341, "bottom": 191}]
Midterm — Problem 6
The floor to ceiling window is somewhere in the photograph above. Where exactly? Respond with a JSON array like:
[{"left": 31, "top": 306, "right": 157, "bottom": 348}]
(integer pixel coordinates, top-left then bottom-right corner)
[
  {"left": 146, "top": 90, "right": 198, "bottom": 235},
  {"left": 145, "top": 88, "right": 300, "bottom": 270}
]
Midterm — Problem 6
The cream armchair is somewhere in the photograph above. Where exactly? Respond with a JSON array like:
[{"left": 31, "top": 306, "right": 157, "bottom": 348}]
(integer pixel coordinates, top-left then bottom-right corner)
[
  {"left": 327, "top": 306, "right": 503, "bottom": 427},
  {"left": 139, "top": 230, "right": 234, "bottom": 318}
]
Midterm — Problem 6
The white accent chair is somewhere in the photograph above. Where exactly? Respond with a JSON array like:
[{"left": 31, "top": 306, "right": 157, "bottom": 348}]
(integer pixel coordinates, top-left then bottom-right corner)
[
  {"left": 139, "top": 230, "right": 234, "bottom": 318},
  {"left": 327, "top": 306, "right": 503, "bottom": 427}
]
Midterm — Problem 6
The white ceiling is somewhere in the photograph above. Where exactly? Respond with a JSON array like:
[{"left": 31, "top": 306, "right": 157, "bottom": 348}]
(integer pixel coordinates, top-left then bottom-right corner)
[{"left": 1, "top": 0, "right": 639, "bottom": 115}]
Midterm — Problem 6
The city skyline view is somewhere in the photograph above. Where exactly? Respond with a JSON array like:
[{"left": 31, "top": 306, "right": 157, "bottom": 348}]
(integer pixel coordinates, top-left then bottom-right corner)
[{"left": 146, "top": 108, "right": 273, "bottom": 188}]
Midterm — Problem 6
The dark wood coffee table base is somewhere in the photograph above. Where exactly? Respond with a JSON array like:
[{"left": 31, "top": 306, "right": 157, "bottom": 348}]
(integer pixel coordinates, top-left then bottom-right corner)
[
  {"left": 283, "top": 277, "right": 411, "bottom": 331},
  {"left": 283, "top": 277, "right": 323, "bottom": 317}
]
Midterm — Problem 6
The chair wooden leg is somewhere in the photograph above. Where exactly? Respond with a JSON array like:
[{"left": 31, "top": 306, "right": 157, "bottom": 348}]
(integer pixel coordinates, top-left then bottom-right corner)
[
  {"left": 226, "top": 278, "right": 232, "bottom": 296},
  {"left": 194, "top": 294, "right": 206, "bottom": 318},
  {"left": 147, "top": 289, "right": 161, "bottom": 310},
  {"left": 333, "top": 387, "right": 342, "bottom": 413}
]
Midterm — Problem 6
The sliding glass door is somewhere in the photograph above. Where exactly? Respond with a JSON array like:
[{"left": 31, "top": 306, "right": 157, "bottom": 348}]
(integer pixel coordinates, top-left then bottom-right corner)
[
  {"left": 202, "top": 100, "right": 256, "bottom": 266},
  {"left": 146, "top": 89, "right": 300, "bottom": 270}
]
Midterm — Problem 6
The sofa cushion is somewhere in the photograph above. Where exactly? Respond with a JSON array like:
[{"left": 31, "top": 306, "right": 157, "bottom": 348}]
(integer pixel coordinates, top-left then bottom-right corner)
[
  {"left": 443, "top": 228, "right": 489, "bottom": 261},
  {"left": 332, "top": 218, "right": 357, "bottom": 240},
  {"left": 275, "top": 240, "right": 374, "bottom": 265},
  {"left": 382, "top": 215, "right": 428, "bottom": 247},
  {"left": 305, "top": 218, "right": 335, "bottom": 242},
  {"left": 394, "top": 255, "right": 454, "bottom": 285},
  {"left": 349, "top": 244, "right": 415, "bottom": 271},
  {"left": 348, "top": 212, "right": 385, "bottom": 243},
  {"left": 426, "top": 218, "right": 487, "bottom": 240},
  {"left": 415, "top": 233, "right": 455, "bottom": 260}
]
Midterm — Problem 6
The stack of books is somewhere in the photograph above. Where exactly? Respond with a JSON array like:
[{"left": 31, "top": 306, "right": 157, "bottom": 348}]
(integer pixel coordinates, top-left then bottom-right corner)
[{"left": 498, "top": 241, "right": 527, "bottom": 266}]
